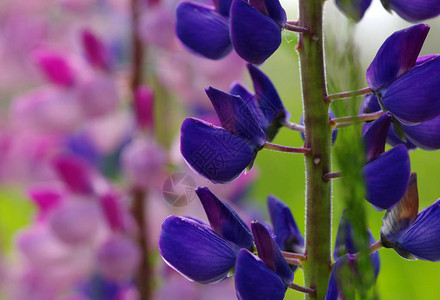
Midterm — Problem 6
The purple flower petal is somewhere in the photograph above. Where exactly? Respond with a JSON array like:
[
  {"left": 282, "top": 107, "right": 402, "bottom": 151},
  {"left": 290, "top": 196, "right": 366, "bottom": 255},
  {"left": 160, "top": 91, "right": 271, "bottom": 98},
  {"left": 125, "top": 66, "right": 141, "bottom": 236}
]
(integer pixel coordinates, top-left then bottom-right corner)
[
  {"left": 397, "top": 198, "right": 440, "bottom": 261},
  {"left": 359, "top": 94, "right": 382, "bottom": 114},
  {"left": 403, "top": 115, "right": 440, "bottom": 150},
  {"left": 382, "top": 56, "right": 440, "bottom": 124},
  {"left": 267, "top": 195, "right": 304, "bottom": 253},
  {"left": 159, "top": 216, "right": 240, "bottom": 283},
  {"left": 235, "top": 249, "right": 287, "bottom": 300},
  {"left": 389, "top": 0, "right": 440, "bottom": 22},
  {"left": 416, "top": 54, "right": 440, "bottom": 66},
  {"left": 362, "top": 112, "right": 392, "bottom": 162},
  {"left": 34, "top": 50, "right": 76, "bottom": 87},
  {"left": 81, "top": 29, "right": 112, "bottom": 71},
  {"left": 176, "top": 2, "right": 232, "bottom": 60},
  {"left": 205, "top": 87, "right": 266, "bottom": 148},
  {"left": 333, "top": 211, "right": 357, "bottom": 259},
  {"left": 366, "top": 24, "right": 429, "bottom": 92},
  {"left": 180, "top": 118, "right": 256, "bottom": 183},
  {"left": 251, "top": 221, "right": 294, "bottom": 285},
  {"left": 196, "top": 187, "right": 253, "bottom": 249},
  {"left": 247, "top": 64, "right": 287, "bottom": 140},
  {"left": 52, "top": 154, "right": 96, "bottom": 194},
  {"left": 381, "top": 173, "right": 419, "bottom": 253},
  {"left": 335, "top": 0, "right": 372, "bottom": 22},
  {"left": 230, "top": 0, "right": 282, "bottom": 64},
  {"left": 213, "top": 0, "right": 233, "bottom": 16},
  {"left": 264, "top": 0, "right": 287, "bottom": 26},
  {"left": 363, "top": 145, "right": 410, "bottom": 210}
]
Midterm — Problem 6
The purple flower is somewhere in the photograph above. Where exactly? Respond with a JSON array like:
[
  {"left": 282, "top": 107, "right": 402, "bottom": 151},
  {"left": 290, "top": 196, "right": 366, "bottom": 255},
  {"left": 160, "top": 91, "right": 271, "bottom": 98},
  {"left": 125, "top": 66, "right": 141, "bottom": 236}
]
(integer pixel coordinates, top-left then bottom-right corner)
[
  {"left": 181, "top": 65, "right": 287, "bottom": 183},
  {"left": 381, "top": 173, "right": 440, "bottom": 261},
  {"left": 158, "top": 187, "right": 253, "bottom": 283},
  {"left": 381, "top": 0, "right": 440, "bottom": 22},
  {"left": 367, "top": 24, "right": 440, "bottom": 125},
  {"left": 325, "top": 213, "right": 380, "bottom": 300},
  {"left": 335, "top": 0, "right": 372, "bottom": 22},
  {"left": 176, "top": 0, "right": 286, "bottom": 64},
  {"left": 267, "top": 195, "right": 304, "bottom": 254},
  {"left": 235, "top": 222, "right": 293, "bottom": 300}
]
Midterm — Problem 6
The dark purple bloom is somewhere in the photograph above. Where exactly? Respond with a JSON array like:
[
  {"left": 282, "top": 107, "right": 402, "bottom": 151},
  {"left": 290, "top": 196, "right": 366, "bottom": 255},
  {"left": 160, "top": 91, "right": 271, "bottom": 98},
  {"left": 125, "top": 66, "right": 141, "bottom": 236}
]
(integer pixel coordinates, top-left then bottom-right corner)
[
  {"left": 235, "top": 249, "right": 287, "bottom": 300},
  {"left": 367, "top": 24, "right": 440, "bottom": 124},
  {"left": 363, "top": 144, "right": 411, "bottom": 210},
  {"left": 158, "top": 187, "right": 253, "bottom": 283},
  {"left": 176, "top": 0, "right": 286, "bottom": 64},
  {"left": 335, "top": 0, "right": 372, "bottom": 22},
  {"left": 381, "top": 173, "right": 440, "bottom": 261},
  {"left": 235, "top": 222, "right": 293, "bottom": 300},
  {"left": 362, "top": 112, "right": 392, "bottom": 162},
  {"left": 181, "top": 66, "right": 287, "bottom": 183},
  {"left": 81, "top": 29, "right": 112, "bottom": 71},
  {"left": 402, "top": 115, "right": 440, "bottom": 150},
  {"left": 267, "top": 195, "right": 304, "bottom": 254},
  {"left": 360, "top": 94, "right": 417, "bottom": 150},
  {"left": 381, "top": 0, "right": 440, "bottom": 22},
  {"left": 326, "top": 213, "right": 380, "bottom": 300}
]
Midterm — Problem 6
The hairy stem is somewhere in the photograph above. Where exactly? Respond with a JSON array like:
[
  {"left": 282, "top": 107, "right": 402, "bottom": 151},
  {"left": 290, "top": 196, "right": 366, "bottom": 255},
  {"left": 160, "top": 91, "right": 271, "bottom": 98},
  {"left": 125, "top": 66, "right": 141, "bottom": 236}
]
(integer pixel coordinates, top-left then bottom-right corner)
[
  {"left": 263, "top": 142, "right": 310, "bottom": 154},
  {"left": 326, "top": 87, "right": 372, "bottom": 102},
  {"left": 283, "top": 121, "right": 306, "bottom": 132},
  {"left": 282, "top": 251, "right": 307, "bottom": 261},
  {"left": 289, "top": 283, "right": 316, "bottom": 295},
  {"left": 331, "top": 111, "right": 384, "bottom": 124},
  {"left": 298, "top": 0, "right": 332, "bottom": 298}
]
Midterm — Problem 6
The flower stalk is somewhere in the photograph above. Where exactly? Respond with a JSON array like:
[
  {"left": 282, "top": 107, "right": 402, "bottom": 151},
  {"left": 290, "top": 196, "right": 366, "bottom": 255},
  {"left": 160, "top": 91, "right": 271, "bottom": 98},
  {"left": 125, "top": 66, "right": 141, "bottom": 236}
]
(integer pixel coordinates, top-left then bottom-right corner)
[
  {"left": 263, "top": 142, "right": 310, "bottom": 154},
  {"left": 326, "top": 87, "right": 372, "bottom": 102},
  {"left": 298, "top": 0, "right": 332, "bottom": 298}
]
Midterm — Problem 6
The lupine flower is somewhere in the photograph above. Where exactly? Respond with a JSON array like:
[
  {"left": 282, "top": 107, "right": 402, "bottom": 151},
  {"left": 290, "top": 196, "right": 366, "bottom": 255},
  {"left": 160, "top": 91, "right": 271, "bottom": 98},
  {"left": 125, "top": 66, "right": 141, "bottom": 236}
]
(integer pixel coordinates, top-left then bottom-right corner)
[
  {"left": 80, "top": 29, "right": 112, "bottom": 72},
  {"left": 235, "top": 222, "right": 294, "bottom": 300},
  {"left": 381, "top": 0, "right": 440, "bottom": 22},
  {"left": 335, "top": 0, "right": 372, "bottom": 22},
  {"left": 176, "top": 0, "right": 286, "bottom": 64},
  {"left": 381, "top": 173, "right": 440, "bottom": 261},
  {"left": 325, "top": 212, "right": 380, "bottom": 300},
  {"left": 181, "top": 65, "right": 287, "bottom": 183},
  {"left": 159, "top": 187, "right": 253, "bottom": 283},
  {"left": 362, "top": 116, "right": 411, "bottom": 210},
  {"left": 367, "top": 24, "right": 440, "bottom": 125},
  {"left": 360, "top": 94, "right": 417, "bottom": 150},
  {"left": 335, "top": 0, "right": 440, "bottom": 22},
  {"left": 267, "top": 195, "right": 304, "bottom": 255}
]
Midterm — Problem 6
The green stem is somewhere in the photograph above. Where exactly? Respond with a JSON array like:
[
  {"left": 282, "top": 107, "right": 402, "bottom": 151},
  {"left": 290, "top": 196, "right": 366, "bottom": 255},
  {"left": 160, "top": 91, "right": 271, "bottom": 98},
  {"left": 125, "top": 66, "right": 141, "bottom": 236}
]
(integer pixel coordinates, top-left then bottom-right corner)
[{"left": 298, "top": 0, "right": 331, "bottom": 298}]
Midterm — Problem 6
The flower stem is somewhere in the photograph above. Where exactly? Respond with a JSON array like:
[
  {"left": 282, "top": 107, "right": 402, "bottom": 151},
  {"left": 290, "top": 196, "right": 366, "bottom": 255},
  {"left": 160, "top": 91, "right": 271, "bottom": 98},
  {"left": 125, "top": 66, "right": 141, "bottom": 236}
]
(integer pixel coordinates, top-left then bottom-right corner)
[
  {"left": 288, "top": 283, "right": 316, "bottom": 295},
  {"left": 298, "top": 0, "right": 332, "bottom": 298},
  {"left": 284, "top": 257, "right": 303, "bottom": 267},
  {"left": 331, "top": 111, "right": 384, "bottom": 124},
  {"left": 323, "top": 172, "right": 342, "bottom": 181},
  {"left": 326, "top": 87, "right": 372, "bottom": 102},
  {"left": 368, "top": 240, "right": 383, "bottom": 254},
  {"left": 283, "top": 121, "right": 305, "bottom": 132},
  {"left": 282, "top": 251, "right": 307, "bottom": 261},
  {"left": 284, "top": 24, "right": 309, "bottom": 33},
  {"left": 263, "top": 142, "right": 310, "bottom": 154}
]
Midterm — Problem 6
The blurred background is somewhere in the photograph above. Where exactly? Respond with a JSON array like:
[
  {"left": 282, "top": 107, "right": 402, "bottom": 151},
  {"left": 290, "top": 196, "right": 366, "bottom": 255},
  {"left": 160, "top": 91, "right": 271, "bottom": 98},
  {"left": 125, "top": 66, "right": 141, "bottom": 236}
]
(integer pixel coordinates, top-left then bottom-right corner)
[{"left": 0, "top": 0, "right": 439, "bottom": 299}]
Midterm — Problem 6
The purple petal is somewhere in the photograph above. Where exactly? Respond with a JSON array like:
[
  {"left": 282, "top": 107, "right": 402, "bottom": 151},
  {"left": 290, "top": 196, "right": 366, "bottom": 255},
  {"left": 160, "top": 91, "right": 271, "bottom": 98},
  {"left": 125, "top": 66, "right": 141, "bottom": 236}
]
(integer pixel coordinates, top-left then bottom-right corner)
[
  {"left": 180, "top": 118, "right": 256, "bottom": 183},
  {"left": 235, "top": 249, "right": 287, "bottom": 300},
  {"left": 81, "top": 29, "right": 112, "bottom": 71},
  {"left": 333, "top": 211, "right": 357, "bottom": 259},
  {"left": 362, "top": 112, "right": 392, "bottom": 162},
  {"left": 195, "top": 187, "right": 253, "bottom": 248},
  {"left": 230, "top": 0, "right": 282, "bottom": 64},
  {"left": 398, "top": 198, "right": 440, "bottom": 261},
  {"left": 416, "top": 54, "right": 440, "bottom": 66},
  {"left": 159, "top": 216, "right": 240, "bottom": 283},
  {"left": 381, "top": 173, "right": 419, "bottom": 251},
  {"left": 34, "top": 50, "right": 76, "bottom": 87},
  {"left": 176, "top": 2, "right": 232, "bottom": 60},
  {"left": 247, "top": 64, "right": 287, "bottom": 140},
  {"left": 382, "top": 56, "right": 440, "bottom": 124},
  {"left": 389, "top": 0, "right": 440, "bottom": 22},
  {"left": 52, "top": 154, "right": 95, "bottom": 194},
  {"left": 134, "top": 85, "right": 154, "bottom": 131},
  {"left": 324, "top": 256, "right": 347, "bottom": 300},
  {"left": 359, "top": 94, "right": 382, "bottom": 114},
  {"left": 366, "top": 24, "right": 429, "bottom": 92},
  {"left": 403, "top": 115, "right": 440, "bottom": 150},
  {"left": 264, "top": 0, "right": 287, "bottom": 26},
  {"left": 267, "top": 195, "right": 304, "bottom": 253},
  {"left": 229, "top": 82, "right": 267, "bottom": 128},
  {"left": 251, "top": 221, "right": 294, "bottom": 285},
  {"left": 386, "top": 122, "right": 418, "bottom": 150},
  {"left": 363, "top": 145, "right": 411, "bottom": 210},
  {"left": 335, "top": 0, "right": 372, "bottom": 22},
  {"left": 213, "top": 0, "right": 233, "bottom": 16},
  {"left": 205, "top": 87, "right": 266, "bottom": 148}
]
